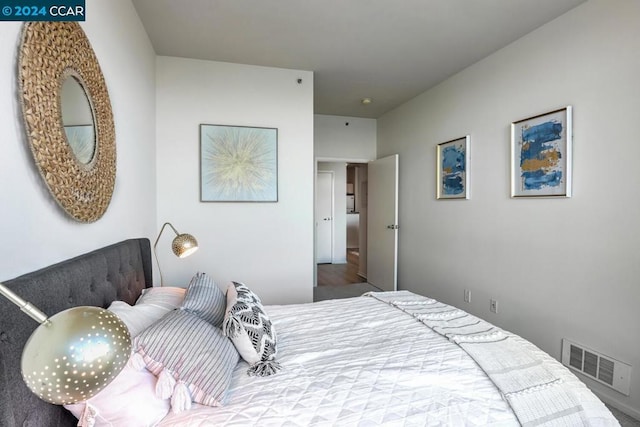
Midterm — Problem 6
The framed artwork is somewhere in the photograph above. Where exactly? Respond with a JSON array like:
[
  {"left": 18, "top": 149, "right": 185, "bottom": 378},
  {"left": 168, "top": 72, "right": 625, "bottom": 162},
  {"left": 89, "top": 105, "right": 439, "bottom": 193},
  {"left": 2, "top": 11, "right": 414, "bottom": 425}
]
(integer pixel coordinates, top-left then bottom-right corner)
[
  {"left": 511, "top": 106, "right": 572, "bottom": 198},
  {"left": 200, "top": 124, "right": 278, "bottom": 202},
  {"left": 436, "top": 135, "right": 469, "bottom": 199}
]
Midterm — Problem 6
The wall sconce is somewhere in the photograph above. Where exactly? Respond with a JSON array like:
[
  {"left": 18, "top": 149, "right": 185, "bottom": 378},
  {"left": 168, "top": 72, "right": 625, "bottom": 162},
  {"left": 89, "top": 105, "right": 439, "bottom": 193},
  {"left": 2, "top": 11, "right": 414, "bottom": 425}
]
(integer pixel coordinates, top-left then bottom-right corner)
[
  {"left": 153, "top": 222, "right": 199, "bottom": 286},
  {"left": 0, "top": 283, "right": 131, "bottom": 405}
]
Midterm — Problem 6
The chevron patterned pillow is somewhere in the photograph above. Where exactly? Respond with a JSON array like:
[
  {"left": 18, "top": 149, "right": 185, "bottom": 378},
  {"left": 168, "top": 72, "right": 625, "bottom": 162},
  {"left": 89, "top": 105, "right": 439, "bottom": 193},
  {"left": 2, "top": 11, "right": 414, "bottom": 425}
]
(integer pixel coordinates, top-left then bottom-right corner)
[{"left": 222, "top": 281, "right": 281, "bottom": 377}]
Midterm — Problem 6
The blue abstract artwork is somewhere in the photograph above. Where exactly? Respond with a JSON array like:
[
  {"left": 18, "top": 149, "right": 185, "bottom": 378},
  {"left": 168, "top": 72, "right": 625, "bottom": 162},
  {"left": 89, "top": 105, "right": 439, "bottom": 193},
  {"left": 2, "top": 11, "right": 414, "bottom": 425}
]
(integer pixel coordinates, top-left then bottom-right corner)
[
  {"left": 512, "top": 107, "right": 571, "bottom": 197},
  {"left": 437, "top": 136, "right": 469, "bottom": 199},
  {"left": 520, "top": 121, "right": 563, "bottom": 190}
]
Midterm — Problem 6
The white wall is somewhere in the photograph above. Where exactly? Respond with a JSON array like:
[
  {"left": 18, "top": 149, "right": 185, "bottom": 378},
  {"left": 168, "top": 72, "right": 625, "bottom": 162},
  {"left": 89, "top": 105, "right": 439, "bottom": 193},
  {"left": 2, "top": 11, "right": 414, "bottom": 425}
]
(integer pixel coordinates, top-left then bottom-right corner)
[
  {"left": 0, "top": 0, "right": 156, "bottom": 282},
  {"left": 377, "top": 0, "right": 640, "bottom": 416},
  {"left": 318, "top": 162, "right": 347, "bottom": 263},
  {"left": 156, "top": 56, "right": 314, "bottom": 304},
  {"left": 315, "top": 114, "right": 376, "bottom": 161}
]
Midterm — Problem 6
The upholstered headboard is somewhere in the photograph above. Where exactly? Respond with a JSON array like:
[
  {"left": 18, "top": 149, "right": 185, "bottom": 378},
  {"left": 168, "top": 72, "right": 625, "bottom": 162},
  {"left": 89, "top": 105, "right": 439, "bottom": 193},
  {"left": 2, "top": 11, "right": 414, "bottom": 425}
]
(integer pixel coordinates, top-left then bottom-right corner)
[{"left": 0, "top": 238, "right": 153, "bottom": 427}]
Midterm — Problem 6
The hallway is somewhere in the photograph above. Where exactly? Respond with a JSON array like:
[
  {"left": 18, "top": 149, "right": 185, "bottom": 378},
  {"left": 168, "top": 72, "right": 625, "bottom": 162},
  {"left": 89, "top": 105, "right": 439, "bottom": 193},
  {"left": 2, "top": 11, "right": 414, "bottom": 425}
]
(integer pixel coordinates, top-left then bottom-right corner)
[
  {"left": 317, "top": 249, "right": 362, "bottom": 287},
  {"left": 315, "top": 249, "right": 380, "bottom": 301}
]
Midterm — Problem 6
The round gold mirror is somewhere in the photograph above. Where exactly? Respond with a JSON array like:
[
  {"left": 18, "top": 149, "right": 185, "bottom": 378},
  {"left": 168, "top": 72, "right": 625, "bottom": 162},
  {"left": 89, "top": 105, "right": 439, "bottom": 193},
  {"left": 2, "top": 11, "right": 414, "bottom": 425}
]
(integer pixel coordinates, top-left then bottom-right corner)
[{"left": 18, "top": 22, "right": 116, "bottom": 223}]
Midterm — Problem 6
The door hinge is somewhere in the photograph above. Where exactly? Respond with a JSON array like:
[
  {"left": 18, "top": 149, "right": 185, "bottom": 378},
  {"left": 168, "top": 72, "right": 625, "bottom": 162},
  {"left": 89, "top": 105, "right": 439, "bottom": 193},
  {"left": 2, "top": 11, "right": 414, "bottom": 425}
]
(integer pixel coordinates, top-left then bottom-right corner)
[{"left": 386, "top": 224, "right": 399, "bottom": 229}]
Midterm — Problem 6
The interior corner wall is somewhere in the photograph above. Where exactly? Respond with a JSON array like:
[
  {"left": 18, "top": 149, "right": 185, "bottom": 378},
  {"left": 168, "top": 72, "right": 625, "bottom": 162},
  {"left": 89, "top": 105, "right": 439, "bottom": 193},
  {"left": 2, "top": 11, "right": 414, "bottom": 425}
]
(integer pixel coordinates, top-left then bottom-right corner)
[
  {"left": 0, "top": 0, "right": 157, "bottom": 282},
  {"left": 377, "top": 0, "right": 640, "bottom": 415},
  {"left": 318, "top": 162, "right": 347, "bottom": 264},
  {"left": 155, "top": 56, "right": 314, "bottom": 304}
]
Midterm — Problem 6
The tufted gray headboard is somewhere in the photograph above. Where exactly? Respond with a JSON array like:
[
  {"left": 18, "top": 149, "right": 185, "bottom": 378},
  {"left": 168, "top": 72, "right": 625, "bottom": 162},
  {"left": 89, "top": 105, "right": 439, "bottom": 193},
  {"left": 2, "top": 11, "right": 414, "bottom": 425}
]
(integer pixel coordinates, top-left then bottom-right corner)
[{"left": 0, "top": 238, "right": 153, "bottom": 427}]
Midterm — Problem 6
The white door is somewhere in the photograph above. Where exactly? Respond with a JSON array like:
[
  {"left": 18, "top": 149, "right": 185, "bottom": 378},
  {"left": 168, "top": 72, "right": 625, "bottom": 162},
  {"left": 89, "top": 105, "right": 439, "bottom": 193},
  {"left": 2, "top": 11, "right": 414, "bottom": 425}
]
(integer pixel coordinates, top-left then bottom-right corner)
[
  {"left": 367, "top": 154, "right": 399, "bottom": 291},
  {"left": 316, "top": 171, "right": 333, "bottom": 264}
]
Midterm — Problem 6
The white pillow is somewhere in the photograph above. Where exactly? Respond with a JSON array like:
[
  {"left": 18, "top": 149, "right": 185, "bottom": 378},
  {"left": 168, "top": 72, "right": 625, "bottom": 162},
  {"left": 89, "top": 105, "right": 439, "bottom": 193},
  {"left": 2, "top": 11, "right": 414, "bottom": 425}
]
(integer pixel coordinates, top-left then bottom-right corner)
[
  {"left": 64, "top": 358, "right": 170, "bottom": 427},
  {"left": 108, "top": 287, "right": 186, "bottom": 337},
  {"left": 107, "top": 301, "right": 165, "bottom": 338},
  {"left": 136, "top": 286, "right": 187, "bottom": 310}
]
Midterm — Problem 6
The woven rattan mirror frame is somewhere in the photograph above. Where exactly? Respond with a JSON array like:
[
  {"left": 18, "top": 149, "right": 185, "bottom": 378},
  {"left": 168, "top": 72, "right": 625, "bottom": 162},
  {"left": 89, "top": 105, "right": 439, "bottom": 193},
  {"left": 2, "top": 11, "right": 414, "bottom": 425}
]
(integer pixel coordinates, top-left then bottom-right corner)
[{"left": 18, "top": 22, "right": 116, "bottom": 223}]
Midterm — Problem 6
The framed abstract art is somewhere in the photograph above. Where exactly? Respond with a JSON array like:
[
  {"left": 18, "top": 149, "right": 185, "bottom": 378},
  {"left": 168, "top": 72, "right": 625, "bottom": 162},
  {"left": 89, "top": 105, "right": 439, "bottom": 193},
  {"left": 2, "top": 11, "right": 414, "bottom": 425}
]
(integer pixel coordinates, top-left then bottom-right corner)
[
  {"left": 436, "top": 136, "right": 469, "bottom": 200},
  {"left": 200, "top": 124, "right": 278, "bottom": 202},
  {"left": 511, "top": 107, "right": 572, "bottom": 198}
]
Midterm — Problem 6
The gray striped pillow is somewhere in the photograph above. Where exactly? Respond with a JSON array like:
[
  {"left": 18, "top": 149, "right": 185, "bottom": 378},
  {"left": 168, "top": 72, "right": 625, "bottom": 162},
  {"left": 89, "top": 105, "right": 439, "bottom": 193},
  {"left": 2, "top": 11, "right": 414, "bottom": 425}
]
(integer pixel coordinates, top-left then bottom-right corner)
[
  {"left": 133, "top": 309, "right": 239, "bottom": 410},
  {"left": 182, "top": 272, "right": 226, "bottom": 327}
]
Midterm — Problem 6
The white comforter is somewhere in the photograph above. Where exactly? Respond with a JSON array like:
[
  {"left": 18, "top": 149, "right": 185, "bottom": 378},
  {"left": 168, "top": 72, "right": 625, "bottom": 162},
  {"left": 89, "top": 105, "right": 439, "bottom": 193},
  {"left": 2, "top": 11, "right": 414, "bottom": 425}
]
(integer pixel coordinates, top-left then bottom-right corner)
[{"left": 159, "top": 294, "right": 616, "bottom": 426}]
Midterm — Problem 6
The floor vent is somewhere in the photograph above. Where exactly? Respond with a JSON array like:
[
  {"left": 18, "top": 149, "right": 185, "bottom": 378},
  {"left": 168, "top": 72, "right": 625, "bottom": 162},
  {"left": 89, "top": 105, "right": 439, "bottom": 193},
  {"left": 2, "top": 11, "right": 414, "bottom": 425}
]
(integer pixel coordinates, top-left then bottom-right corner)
[{"left": 561, "top": 339, "right": 631, "bottom": 395}]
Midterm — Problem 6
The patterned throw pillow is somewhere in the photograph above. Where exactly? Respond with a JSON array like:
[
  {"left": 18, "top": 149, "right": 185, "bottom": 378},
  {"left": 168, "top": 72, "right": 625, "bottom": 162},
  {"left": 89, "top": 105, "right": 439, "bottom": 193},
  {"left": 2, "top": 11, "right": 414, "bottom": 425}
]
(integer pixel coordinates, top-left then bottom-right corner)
[
  {"left": 222, "top": 281, "right": 281, "bottom": 377},
  {"left": 181, "top": 272, "right": 226, "bottom": 327},
  {"left": 133, "top": 310, "right": 239, "bottom": 413}
]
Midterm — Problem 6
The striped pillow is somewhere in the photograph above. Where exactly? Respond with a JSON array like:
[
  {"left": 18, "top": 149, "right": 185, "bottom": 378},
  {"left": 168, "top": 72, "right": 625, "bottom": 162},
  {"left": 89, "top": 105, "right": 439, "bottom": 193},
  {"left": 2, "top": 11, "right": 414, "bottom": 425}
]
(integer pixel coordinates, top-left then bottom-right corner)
[
  {"left": 181, "top": 272, "right": 226, "bottom": 327},
  {"left": 133, "top": 309, "right": 239, "bottom": 413}
]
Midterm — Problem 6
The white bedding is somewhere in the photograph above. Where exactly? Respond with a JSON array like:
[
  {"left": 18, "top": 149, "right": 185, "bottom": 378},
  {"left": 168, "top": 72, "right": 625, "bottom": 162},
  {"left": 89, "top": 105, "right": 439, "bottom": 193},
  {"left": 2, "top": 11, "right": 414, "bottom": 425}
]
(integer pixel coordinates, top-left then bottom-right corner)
[{"left": 159, "top": 294, "right": 617, "bottom": 427}]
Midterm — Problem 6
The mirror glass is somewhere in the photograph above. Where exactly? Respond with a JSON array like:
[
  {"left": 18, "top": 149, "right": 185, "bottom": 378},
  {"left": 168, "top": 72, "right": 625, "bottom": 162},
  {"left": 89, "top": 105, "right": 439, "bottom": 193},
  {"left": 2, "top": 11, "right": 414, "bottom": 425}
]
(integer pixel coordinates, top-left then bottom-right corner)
[{"left": 61, "top": 76, "right": 95, "bottom": 164}]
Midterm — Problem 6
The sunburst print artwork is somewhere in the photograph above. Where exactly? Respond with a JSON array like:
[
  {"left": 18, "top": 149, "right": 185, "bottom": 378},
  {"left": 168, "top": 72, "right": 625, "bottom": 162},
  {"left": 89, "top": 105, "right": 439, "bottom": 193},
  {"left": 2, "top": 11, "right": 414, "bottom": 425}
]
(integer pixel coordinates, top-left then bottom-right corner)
[{"left": 200, "top": 124, "right": 278, "bottom": 202}]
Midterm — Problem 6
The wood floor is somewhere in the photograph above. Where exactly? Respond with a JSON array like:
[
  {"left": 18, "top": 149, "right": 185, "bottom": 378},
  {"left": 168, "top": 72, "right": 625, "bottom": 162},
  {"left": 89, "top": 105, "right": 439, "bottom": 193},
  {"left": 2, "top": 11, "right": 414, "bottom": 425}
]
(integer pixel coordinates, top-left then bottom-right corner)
[{"left": 317, "top": 249, "right": 362, "bottom": 286}]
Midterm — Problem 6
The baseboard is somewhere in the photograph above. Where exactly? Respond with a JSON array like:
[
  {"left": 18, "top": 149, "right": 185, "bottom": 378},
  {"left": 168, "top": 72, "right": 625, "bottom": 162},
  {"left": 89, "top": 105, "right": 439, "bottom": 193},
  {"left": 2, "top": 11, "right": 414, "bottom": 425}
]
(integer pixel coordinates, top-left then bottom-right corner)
[
  {"left": 357, "top": 272, "right": 366, "bottom": 279},
  {"left": 594, "top": 390, "right": 640, "bottom": 421}
]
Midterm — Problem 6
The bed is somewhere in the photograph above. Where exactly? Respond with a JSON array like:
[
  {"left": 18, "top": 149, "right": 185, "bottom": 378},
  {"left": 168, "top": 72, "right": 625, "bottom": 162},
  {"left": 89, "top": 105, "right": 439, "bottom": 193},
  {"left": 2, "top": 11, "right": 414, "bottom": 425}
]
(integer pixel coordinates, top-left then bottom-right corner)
[{"left": 0, "top": 239, "right": 619, "bottom": 426}]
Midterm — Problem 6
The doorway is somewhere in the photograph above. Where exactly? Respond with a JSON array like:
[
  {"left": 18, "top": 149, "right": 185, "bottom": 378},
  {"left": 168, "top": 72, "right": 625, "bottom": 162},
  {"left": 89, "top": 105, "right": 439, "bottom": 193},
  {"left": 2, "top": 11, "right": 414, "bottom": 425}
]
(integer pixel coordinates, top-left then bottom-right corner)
[
  {"left": 314, "top": 155, "right": 399, "bottom": 292},
  {"left": 316, "top": 162, "right": 368, "bottom": 287}
]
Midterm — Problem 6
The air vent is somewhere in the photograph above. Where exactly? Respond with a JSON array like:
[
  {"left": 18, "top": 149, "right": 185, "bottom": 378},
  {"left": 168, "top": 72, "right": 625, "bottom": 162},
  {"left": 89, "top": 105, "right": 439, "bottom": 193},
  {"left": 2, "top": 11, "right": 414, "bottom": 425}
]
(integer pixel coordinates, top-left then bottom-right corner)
[{"left": 561, "top": 339, "right": 631, "bottom": 395}]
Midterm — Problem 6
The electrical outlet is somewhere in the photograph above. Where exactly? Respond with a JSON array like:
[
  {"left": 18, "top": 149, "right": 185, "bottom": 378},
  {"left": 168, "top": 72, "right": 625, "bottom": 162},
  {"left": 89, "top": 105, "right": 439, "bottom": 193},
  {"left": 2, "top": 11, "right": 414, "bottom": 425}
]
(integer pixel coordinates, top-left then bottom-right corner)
[
  {"left": 464, "top": 289, "right": 471, "bottom": 303},
  {"left": 490, "top": 299, "right": 498, "bottom": 313}
]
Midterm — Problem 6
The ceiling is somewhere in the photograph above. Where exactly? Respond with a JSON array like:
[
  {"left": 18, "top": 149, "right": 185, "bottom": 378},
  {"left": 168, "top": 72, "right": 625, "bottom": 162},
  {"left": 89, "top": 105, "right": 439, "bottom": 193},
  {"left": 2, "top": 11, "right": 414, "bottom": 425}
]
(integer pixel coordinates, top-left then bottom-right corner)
[{"left": 132, "top": 0, "right": 586, "bottom": 119}]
